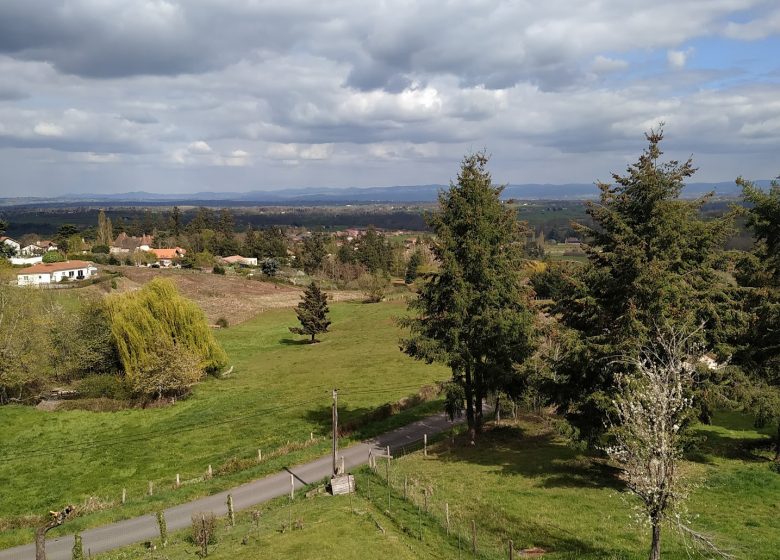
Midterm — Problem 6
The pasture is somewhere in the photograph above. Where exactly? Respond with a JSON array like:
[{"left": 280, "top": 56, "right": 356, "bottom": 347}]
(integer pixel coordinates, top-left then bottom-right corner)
[{"left": 0, "top": 300, "right": 448, "bottom": 547}]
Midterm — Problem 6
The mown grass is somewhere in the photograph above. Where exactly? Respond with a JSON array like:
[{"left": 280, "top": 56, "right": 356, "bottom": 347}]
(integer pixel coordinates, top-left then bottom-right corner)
[
  {"left": 380, "top": 411, "right": 779, "bottom": 559},
  {"left": 0, "top": 300, "right": 448, "bottom": 547},
  {"left": 98, "top": 482, "right": 464, "bottom": 560}
]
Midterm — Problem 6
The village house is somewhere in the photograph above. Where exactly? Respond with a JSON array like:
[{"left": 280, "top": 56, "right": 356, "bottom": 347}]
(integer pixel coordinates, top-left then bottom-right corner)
[
  {"left": 16, "top": 260, "right": 97, "bottom": 286},
  {"left": 20, "top": 244, "right": 43, "bottom": 256},
  {"left": 1, "top": 236, "right": 21, "bottom": 255},
  {"left": 149, "top": 247, "right": 186, "bottom": 267},
  {"left": 36, "top": 240, "right": 58, "bottom": 252},
  {"left": 221, "top": 255, "right": 258, "bottom": 267},
  {"left": 110, "top": 233, "right": 153, "bottom": 254}
]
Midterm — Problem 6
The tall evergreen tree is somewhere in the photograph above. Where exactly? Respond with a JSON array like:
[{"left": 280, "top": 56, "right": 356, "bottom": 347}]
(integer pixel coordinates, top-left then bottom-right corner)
[
  {"left": 289, "top": 282, "right": 331, "bottom": 343},
  {"left": 301, "top": 232, "right": 327, "bottom": 274},
  {"left": 737, "top": 177, "right": 780, "bottom": 461},
  {"left": 400, "top": 152, "right": 536, "bottom": 443},
  {"left": 170, "top": 206, "right": 182, "bottom": 238},
  {"left": 551, "top": 130, "right": 736, "bottom": 443},
  {"left": 0, "top": 219, "right": 7, "bottom": 237}
]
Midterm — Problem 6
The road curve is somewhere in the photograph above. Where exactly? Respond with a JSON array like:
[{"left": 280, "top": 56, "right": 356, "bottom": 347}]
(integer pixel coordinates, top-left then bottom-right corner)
[{"left": 0, "top": 412, "right": 454, "bottom": 560}]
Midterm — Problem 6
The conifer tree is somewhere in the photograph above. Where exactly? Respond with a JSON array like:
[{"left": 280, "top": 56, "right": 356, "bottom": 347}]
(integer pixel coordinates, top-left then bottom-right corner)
[
  {"left": 289, "top": 282, "right": 331, "bottom": 343},
  {"left": 551, "top": 129, "right": 737, "bottom": 443},
  {"left": 400, "top": 152, "right": 536, "bottom": 442},
  {"left": 301, "top": 232, "right": 327, "bottom": 274}
]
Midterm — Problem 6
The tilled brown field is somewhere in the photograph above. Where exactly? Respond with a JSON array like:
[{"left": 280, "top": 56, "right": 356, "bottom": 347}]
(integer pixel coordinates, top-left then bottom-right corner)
[{"left": 100, "top": 267, "right": 362, "bottom": 325}]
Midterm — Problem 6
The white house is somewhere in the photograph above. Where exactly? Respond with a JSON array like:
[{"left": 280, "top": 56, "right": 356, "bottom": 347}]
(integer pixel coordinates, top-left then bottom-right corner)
[
  {"left": 20, "top": 244, "right": 44, "bottom": 256},
  {"left": 1, "top": 237, "right": 20, "bottom": 255},
  {"left": 222, "top": 255, "right": 258, "bottom": 267},
  {"left": 17, "top": 260, "right": 97, "bottom": 286},
  {"left": 10, "top": 256, "right": 43, "bottom": 266}
]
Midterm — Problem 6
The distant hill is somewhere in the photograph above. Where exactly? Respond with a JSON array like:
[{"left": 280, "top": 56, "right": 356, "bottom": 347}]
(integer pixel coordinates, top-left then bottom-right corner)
[{"left": 0, "top": 180, "right": 772, "bottom": 207}]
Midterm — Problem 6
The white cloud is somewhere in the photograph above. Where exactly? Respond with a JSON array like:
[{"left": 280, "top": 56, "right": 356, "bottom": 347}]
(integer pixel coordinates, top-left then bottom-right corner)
[
  {"left": 667, "top": 48, "right": 693, "bottom": 69},
  {"left": 33, "top": 122, "right": 64, "bottom": 137},
  {"left": 187, "top": 140, "right": 213, "bottom": 154},
  {"left": 591, "top": 55, "right": 629, "bottom": 73}
]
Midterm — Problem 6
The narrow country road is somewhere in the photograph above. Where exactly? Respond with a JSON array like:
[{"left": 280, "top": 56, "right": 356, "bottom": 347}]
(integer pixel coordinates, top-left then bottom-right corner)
[{"left": 0, "top": 412, "right": 455, "bottom": 560}]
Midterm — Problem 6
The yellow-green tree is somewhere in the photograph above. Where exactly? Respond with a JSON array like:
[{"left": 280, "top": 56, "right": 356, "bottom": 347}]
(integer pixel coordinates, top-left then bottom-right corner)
[{"left": 106, "top": 278, "right": 227, "bottom": 397}]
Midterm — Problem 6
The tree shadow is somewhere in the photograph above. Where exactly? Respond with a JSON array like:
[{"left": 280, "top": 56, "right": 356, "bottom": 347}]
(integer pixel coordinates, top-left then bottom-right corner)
[
  {"left": 688, "top": 427, "right": 773, "bottom": 463},
  {"left": 434, "top": 422, "right": 624, "bottom": 491},
  {"left": 278, "top": 337, "right": 312, "bottom": 346}
]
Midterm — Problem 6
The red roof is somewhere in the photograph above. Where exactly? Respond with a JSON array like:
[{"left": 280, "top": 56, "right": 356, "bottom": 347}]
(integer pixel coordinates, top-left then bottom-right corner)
[
  {"left": 150, "top": 247, "right": 185, "bottom": 259},
  {"left": 18, "top": 260, "right": 94, "bottom": 275}
]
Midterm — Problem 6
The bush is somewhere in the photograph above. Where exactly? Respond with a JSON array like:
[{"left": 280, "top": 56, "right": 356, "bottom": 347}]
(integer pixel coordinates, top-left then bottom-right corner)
[
  {"left": 212, "top": 264, "right": 226, "bottom": 275},
  {"left": 77, "top": 375, "right": 131, "bottom": 400},
  {"left": 91, "top": 245, "right": 110, "bottom": 254},
  {"left": 42, "top": 251, "right": 65, "bottom": 263},
  {"left": 107, "top": 254, "right": 120, "bottom": 266},
  {"left": 215, "top": 317, "right": 229, "bottom": 329}
]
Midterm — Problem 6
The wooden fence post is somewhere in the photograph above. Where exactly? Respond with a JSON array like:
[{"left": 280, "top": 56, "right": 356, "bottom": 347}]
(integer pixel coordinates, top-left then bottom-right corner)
[
  {"left": 424, "top": 434, "right": 428, "bottom": 457},
  {"left": 227, "top": 494, "right": 235, "bottom": 527},
  {"left": 207, "top": 465, "right": 213, "bottom": 479},
  {"left": 290, "top": 473, "right": 295, "bottom": 500},
  {"left": 175, "top": 474, "right": 180, "bottom": 488},
  {"left": 258, "top": 449, "right": 262, "bottom": 461},
  {"left": 445, "top": 502, "right": 450, "bottom": 535},
  {"left": 121, "top": 488, "right": 126, "bottom": 505},
  {"left": 471, "top": 520, "right": 477, "bottom": 554},
  {"left": 509, "top": 539, "right": 514, "bottom": 560},
  {"left": 148, "top": 481, "right": 153, "bottom": 496},
  {"left": 404, "top": 476, "right": 408, "bottom": 500}
]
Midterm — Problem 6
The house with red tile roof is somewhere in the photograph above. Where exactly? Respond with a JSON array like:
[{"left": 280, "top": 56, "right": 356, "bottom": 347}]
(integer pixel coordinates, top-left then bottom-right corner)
[{"left": 16, "top": 260, "right": 97, "bottom": 286}]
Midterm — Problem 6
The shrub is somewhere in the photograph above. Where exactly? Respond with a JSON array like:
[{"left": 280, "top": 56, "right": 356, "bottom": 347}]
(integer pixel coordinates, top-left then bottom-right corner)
[
  {"left": 77, "top": 375, "right": 131, "bottom": 400},
  {"left": 107, "top": 254, "right": 120, "bottom": 266},
  {"left": 91, "top": 245, "right": 110, "bottom": 254},
  {"left": 215, "top": 317, "right": 229, "bottom": 329},
  {"left": 191, "top": 513, "right": 217, "bottom": 557},
  {"left": 42, "top": 251, "right": 65, "bottom": 263},
  {"left": 212, "top": 264, "right": 226, "bottom": 275}
]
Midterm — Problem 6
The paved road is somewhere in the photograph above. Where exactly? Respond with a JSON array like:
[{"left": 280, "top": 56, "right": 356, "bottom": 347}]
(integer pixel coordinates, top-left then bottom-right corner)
[{"left": 0, "top": 412, "right": 454, "bottom": 560}]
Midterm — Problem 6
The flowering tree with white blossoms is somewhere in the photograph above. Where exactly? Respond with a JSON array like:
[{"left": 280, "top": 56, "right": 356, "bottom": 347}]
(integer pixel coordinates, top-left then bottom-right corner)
[{"left": 606, "top": 324, "right": 730, "bottom": 560}]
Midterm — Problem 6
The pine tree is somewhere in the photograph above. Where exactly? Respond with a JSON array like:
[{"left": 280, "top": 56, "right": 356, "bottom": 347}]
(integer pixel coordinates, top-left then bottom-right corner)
[
  {"left": 170, "top": 206, "right": 182, "bottom": 238},
  {"left": 404, "top": 250, "right": 422, "bottom": 284},
  {"left": 400, "top": 152, "right": 536, "bottom": 442},
  {"left": 551, "top": 129, "right": 737, "bottom": 443},
  {"left": 289, "top": 282, "right": 331, "bottom": 343},
  {"left": 301, "top": 232, "right": 327, "bottom": 274}
]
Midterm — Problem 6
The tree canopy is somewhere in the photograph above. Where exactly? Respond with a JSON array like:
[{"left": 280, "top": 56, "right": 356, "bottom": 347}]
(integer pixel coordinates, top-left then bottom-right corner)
[{"left": 400, "top": 152, "right": 536, "bottom": 442}]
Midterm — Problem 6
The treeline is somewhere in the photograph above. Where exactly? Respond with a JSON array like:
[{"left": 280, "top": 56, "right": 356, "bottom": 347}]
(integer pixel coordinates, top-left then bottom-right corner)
[
  {"left": 402, "top": 132, "right": 780, "bottom": 457},
  {"left": 0, "top": 279, "right": 226, "bottom": 404}
]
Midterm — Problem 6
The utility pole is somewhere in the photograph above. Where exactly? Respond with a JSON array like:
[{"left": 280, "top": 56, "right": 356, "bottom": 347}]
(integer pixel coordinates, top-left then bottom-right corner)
[{"left": 332, "top": 388, "right": 339, "bottom": 477}]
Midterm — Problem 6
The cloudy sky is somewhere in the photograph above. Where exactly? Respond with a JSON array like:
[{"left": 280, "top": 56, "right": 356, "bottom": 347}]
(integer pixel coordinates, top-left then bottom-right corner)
[{"left": 0, "top": 0, "right": 779, "bottom": 196}]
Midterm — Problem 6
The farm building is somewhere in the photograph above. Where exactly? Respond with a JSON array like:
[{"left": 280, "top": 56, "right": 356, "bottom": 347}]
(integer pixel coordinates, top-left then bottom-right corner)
[
  {"left": 1, "top": 236, "right": 21, "bottom": 255},
  {"left": 221, "top": 255, "right": 258, "bottom": 267},
  {"left": 150, "top": 247, "right": 186, "bottom": 267},
  {"left": 16, "top": 260, "right": 97, "bottom": 286}
]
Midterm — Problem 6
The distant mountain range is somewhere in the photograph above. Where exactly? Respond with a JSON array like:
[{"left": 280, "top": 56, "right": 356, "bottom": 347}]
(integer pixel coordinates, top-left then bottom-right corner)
[{"left": 0, "top": 180, "right": 772, "bottom": 207}]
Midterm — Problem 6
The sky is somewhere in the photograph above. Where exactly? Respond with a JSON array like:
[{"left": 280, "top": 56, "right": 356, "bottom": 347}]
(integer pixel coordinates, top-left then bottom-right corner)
[{"left": 0, "top": 0, "right": 779, "bottom": 196}]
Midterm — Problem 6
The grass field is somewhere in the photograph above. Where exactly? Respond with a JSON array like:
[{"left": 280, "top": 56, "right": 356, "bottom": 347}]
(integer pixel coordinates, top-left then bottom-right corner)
[
  {"left": 93, "top": 410, "right": 778, "bottom": 560},
  {"left": 379, "top": 412, "right": 780, "bottom": 560},
  {"left": 0, "top": 300, "right": 449, "bottom": 547}
]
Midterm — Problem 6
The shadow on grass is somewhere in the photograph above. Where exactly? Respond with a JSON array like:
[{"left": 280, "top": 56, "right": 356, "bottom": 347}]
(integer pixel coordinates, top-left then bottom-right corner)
[
  {"left": 278, "top": 337, "right": 313, "bottom": 345},
  {"left": 689, "top": 427, "right": 773, "bottom": 463},
  {"left": 435, "top": 422, "right": 624, "bottom": 491}
]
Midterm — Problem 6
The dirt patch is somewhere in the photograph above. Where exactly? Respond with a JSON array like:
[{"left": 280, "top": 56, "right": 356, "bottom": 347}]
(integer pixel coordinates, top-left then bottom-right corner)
[{"left": 95, "top": 268, "right": 362, "bottom": 325}]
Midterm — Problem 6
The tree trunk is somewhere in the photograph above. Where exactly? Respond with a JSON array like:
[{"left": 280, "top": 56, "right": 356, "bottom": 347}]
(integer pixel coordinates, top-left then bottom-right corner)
[
  {"left": 649, "top": 521, "right": 661, "bottom": 560},
  {"left": 310, "top": 333, "right": 316, "bottom": 343},
  {"left": 464, "top": 364, "right": 475, "bottom": 445},
  {"left": 474, "top": 370, "right": 484, "bottom": 435},
  {"left": 775, "top": 423, "right": 780, "bottom": 463},
  {"left": 35, "top": 526, "right": 47, "bottom": 560}
]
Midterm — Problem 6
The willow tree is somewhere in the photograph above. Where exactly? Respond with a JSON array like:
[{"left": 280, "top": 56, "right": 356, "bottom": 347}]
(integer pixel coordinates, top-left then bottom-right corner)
[
  {"left": 400, "top": 152, "right": 536, "bottom": 443},
  {"left": 551, "top": 130, "right": 737, "bottom": 443},
  {"left": 106, "top": 278, "right": 227, "bottom": 397}
]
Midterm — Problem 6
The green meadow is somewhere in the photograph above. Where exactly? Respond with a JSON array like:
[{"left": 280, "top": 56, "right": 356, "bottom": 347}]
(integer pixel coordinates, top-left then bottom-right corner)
[{"left": 0, "top": 301, "right": 448, "bottom": 547}]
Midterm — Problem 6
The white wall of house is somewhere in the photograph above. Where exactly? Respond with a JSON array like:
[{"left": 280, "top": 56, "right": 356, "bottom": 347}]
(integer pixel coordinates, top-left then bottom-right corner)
[
  {"left": 2, "top": 239, "right": 20, "bottom": 255},
  {"left": 10, "top": 256, "right": 43, "bottom": 266},
  {"left": 17, "top": 265, "right": 96, "bottom": 286},
  {"left": 20, "top": 245, "right": 43, "bottom": 256}
]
